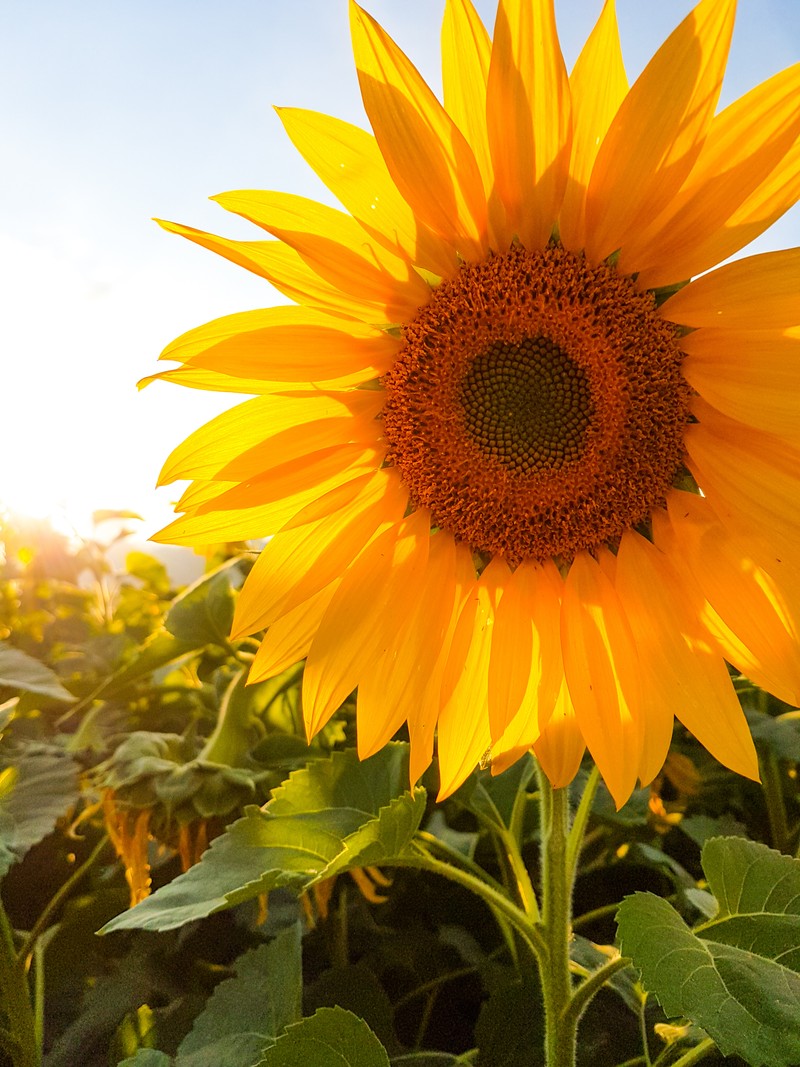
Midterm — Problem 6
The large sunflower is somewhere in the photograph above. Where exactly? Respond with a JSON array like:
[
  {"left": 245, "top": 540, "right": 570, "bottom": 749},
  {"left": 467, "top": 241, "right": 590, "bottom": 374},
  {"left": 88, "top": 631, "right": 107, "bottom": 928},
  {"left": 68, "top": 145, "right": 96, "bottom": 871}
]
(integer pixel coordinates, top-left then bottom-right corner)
[{"left": 149, "top": 0, "right": 800, "bottom": 807}]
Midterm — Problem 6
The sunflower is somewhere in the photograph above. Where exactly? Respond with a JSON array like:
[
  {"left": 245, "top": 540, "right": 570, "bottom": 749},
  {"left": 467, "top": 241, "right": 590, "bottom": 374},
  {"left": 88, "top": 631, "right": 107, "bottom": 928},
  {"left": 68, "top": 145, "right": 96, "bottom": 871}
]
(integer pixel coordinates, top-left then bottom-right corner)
[{"left": 148, "top": 0, "right": 800, "bottom": 808}]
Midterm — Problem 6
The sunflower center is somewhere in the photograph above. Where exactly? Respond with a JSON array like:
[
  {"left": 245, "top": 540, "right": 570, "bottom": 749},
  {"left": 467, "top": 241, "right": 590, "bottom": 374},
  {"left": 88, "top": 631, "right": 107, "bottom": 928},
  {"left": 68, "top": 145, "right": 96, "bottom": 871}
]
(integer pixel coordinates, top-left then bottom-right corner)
[
  {"left": 460, "top": 338, "right": 592, "bottom": 474},
  {"left": 382, "top": 244, "right": 689, "bottom": 565}
]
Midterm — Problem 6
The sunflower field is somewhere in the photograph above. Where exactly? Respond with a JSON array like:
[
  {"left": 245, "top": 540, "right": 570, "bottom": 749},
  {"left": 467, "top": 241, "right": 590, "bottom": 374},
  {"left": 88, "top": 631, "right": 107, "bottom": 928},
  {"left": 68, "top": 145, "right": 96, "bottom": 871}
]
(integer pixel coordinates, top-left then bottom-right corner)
[{"left": 0, "top": 512, "right": 798, "bottom": 1067}]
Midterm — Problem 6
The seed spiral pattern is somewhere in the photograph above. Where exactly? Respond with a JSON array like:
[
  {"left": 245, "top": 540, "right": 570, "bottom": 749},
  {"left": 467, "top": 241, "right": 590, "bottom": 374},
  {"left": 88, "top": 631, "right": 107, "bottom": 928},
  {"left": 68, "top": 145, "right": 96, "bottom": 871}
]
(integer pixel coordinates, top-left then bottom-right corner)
[
  {"left": 381, "top": 244, "right": 690, "bottom": 565},
  {"left": 460, "top": 337, "right": 593, "bottom": 474}
]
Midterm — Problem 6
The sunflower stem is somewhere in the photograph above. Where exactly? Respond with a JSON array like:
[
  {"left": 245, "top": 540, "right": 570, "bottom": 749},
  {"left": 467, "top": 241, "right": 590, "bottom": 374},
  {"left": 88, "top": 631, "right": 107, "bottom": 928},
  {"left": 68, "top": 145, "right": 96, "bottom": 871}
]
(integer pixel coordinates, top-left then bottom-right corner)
[{"left": 536, "top": 765, "right": 577, "bottom": 1067}]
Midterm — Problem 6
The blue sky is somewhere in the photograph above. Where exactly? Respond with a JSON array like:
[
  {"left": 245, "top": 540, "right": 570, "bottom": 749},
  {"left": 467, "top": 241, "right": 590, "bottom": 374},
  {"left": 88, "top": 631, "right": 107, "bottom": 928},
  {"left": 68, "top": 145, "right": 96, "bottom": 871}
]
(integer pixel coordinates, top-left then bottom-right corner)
[{"left": 2, "top": 0, "right": 799, "bottom": 537}]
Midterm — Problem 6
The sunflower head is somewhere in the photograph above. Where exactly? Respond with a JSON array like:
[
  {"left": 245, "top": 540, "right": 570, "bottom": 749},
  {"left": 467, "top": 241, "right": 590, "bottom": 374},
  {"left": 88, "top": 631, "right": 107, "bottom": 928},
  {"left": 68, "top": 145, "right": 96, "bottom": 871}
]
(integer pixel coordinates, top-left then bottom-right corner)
[{"left": 148, "top": 0, "right": 800, "bottom": 807}]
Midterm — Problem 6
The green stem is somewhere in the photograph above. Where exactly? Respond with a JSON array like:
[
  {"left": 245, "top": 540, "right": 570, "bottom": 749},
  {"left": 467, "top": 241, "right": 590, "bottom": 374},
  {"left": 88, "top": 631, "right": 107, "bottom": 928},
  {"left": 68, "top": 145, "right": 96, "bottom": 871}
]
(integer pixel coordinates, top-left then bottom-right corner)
[
  {"left": 566, "top": 765, "right": 600, "bottom": 881},
  {"left": 537, "top": 767, "right": 577, "bottom": 1067},
  {"left": 406, "top": 842, "right": 545, "bottom": 962},
  {"left": 666, "top": 1038, "right": 716, "bottom": 1067},
  {"left": 563, "top": 954, "right": 631, "bottom": 1028},
  {"left": 496, "top": 823, "right": 540, "bottom": 921},
  {"left": 760, "top": 750, "right": 791, "bottom": 854},
  {"left": 0, "top": 899, "right": 38, "bottom": 1067}
]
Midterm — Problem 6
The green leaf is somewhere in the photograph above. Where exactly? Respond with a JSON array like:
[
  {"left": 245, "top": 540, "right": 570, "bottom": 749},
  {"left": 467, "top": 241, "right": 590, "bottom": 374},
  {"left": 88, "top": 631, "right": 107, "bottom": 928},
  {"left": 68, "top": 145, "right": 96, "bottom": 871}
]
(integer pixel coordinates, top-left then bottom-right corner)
[
  {"left": 86, "top": 631, "right": 200, "bottom": 703},
  {"left": 618, "top": 892, "right": 800, "bottom": 1067},
  {"left": 119, "top": 1051, "right": 172, "bottom": 1066},
  {"left": 267, "top": 742, "right": 413, "bottom": 816},
  {"left": 102, "top": 745, "right": 423, "bottom": 933},
  {"left": 0, "top": 642, "right": 75, "bottom": 702},
  {"left": 744, "top": 705, "right": 800, "bottom": 761},
  {"left": 175, "top": 923, "right": 302, "bottom": 1066},
  {"left": 698, "top": 837, "right": 800, "bottom": 971},
  {"left": 255, "top": 1007, "right": 390, "bottom": 1067},
  {"left": 165, "top": 559, "right": 244, "bottom": 647},
  {"left": 0, "top": 744, "right": 80, "bottom": 876},
  {"left": 126, "top": 552, "right": 171, "bottom": 595},
  {"left": 311, "top": 790, "right": 425, "bottom": 886}
]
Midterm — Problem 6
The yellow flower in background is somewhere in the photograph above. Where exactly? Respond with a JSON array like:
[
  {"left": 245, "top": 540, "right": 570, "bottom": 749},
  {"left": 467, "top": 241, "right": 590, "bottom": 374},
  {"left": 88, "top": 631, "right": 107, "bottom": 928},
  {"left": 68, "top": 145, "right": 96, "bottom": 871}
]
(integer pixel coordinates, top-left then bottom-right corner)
[{"left": 148, "top": 0, "right": 800, "bottom": 807}]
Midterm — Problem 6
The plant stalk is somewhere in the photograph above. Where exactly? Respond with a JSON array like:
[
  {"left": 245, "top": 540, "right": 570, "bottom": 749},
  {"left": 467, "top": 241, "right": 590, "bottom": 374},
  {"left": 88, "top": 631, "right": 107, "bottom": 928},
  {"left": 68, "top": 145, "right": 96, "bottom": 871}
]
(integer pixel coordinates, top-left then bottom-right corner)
[{"left": 537, "top": 768, "right": 577, "bottom": 1067}]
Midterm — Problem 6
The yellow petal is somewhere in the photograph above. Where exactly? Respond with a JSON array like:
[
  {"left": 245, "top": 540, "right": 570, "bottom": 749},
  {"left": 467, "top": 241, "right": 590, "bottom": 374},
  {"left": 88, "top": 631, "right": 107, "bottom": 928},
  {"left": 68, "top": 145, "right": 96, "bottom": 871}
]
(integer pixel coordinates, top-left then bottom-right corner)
[
  {"left": 561, "top": 551, "right": 641, "bottom": 809},
  {"left": 248, "top": 579, "right": 342, "bottom": 682},
  {"left": 663, "top": 248, "right": 800, "bottom": 329},
  {"left": 559, "top": 0, "right": 628, "bottom": 251},
  {"left": 408, "top": 541, "right": 476, "bottom": 785},
  {"left": 622, "top": 63, "right": 800, "bottom": 287},
  {"left": 153, "top": 480, "right": 343, "bottom": 547},
  {"left": 158, "top": 390, "right": 381, "bottom": 485},
  {"left": 212, "top": 190, "right": 431, "bottom": 318},
  {"left": 615, "top": 529, "right": 758, "bottom": 785},
  {"left": 436, "top": 559, "right": 506, "bottom": 799},
  {"left": 585, "top": 0, "right": 735, "bottom": 262},
  {"left": 441, "top": 0, "right": 493, "bottom": 196},
  {"left": 303, "top": 510, "right": 431, "bottom": 737},
  {"left": 277, "top": 107, "right": 458, "bottom": 277},
  {"left": 196, "top": 443, "right": 381, "bottom": 513},
  {"left": 159, "top": 304, "right": 398, "bottom": 384},
  {"left": 156, "top": 219, "right": 393, "bottom": 322},
  {"left": 139, "top": 365, "right": 294, "bottom": 394},
  {"left": 530, "top": 680, "right": 585, "bottom": 789},
  {"left": 350, "top": 1, "right": 488, "bottom": 258},
  {"left": 667, "top": 492, "right": 800, "bottom": 707},
  {"left": 685, "top": 401, "right": 800, "bottom": 565},
  {"left": 232, "top": 468, "right": 408, "bottom": 637},
  {"left": 487, "top": 559, "right": 562, "bottom": 746},
  {"left": 681, "top": 327, "right": 800, "bottom": 441},
  {"left": 485, "top": 0, "right": 571, "bottom": 250},
  {"left": 356, "top": 530, "right": 455, "bottom": 761}
]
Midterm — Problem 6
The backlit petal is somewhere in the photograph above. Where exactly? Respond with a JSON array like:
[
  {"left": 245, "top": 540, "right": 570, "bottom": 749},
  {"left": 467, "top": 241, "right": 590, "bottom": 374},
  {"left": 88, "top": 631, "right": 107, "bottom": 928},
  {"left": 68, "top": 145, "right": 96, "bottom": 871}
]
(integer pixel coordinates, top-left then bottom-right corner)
[
  {"left": 486, "top": 0, "right": 571, "bottom": 250},
  {"left": 303, "top": 510, "right": 431, "bottom": 737},
  {"left": 622, "top": 63, "right": 800, "bottom": 287},
  {"left": 561, "top": 551, "right": 642, "bottom": 808},
  {"left": 667, "top": 492, "right": 800, "bottom": 708},
  {"left": 585, "top": 0, "right": 735, "bottom": 262},
  {"left": 663, "top": 248, "right": 800, "bottom": 329},
  {"left": 681, "top": 327, "right": 800, "bottom": 441},
  {"left": 213, "top": 189, "right": 431, "bottom": 318},
  {"left": 436, "top": 559, "right": 506, "bottom": 798},
  {"left": 487, "top": 559, "right": 562, "bottom": 745},
  {"left": 559, "top": 0, "right": 627, "bottom": 250},
  {"left": 158, "top": 390, "right": 382, "bottom": 485},
  {"left": 276, "top": 107, "right": 457, "bottom": 276},
  {"left": 232, "top": 468, "right": 408, "bottom": 637},
  {"left": 156, "top": 219, "right": 395, "bottom": 322},
  {"left": 248, "top": 579, "right": 342, "bottom": 682},
  {"left": 350, "top": 1, "right": 488, "bottom": 257},
  {"left": 616, "top": 528, "right": 757, "bottom": 785},
  {"left": 159, "top": 305, "right": 398, "bottom": 384},
  {"left": 442, "top": 0, "right": 493, "bottom": 196}
]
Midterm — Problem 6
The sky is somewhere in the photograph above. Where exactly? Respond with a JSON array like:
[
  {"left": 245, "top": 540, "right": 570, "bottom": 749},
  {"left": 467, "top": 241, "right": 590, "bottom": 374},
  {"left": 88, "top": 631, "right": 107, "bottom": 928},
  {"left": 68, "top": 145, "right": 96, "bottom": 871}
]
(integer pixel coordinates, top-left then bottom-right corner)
[{"left": 2, "top": 0, "right": 799, "bottom": 542}]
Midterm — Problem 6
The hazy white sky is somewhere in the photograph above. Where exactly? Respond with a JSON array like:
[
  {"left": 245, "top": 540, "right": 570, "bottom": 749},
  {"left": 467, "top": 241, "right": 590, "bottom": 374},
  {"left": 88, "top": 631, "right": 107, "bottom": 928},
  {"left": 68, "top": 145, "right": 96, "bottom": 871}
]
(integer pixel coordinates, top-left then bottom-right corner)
[{"left": 2, "top": 0, "right": 799, "bottom": 539}]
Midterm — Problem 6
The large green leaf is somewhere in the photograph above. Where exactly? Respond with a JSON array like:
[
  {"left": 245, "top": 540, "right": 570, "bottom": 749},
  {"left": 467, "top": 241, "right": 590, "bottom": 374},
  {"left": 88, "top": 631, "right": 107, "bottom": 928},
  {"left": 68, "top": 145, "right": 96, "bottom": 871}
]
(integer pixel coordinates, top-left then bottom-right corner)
[
  {"left": 255, "top": 1007, "right": 390, "bottom": 1067},
  {"left": 0, "top": 744, "right": 80, "bottom": 877},
  {"left": 0, "top": 642, "right": 75, "bottom": 702},
  {"left": 119, "top": 925, "right": 302, "bottom": 1067},
  {"left": 696, "top": 837, "right": 800, "bottom": 970},
  {"left": 175, "top": 923, "right": 302, "bottom": 1065},
  {"left": 164, "top": 559, "right": 244, "bottom": 647},
  {"left": 618, "top": 891, "right": 800, "bottom": 1066},
  {"left": 102, "top": 745, "right": 424, "bottom": 934}
]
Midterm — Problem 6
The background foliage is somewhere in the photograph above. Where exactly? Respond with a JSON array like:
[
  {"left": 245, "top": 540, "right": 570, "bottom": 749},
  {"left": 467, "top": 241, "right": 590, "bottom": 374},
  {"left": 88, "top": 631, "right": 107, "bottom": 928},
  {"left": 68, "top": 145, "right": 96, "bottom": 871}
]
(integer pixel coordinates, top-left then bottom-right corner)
[{"left": 1, "top": 513, "right": 799, "bottom": 1067}]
